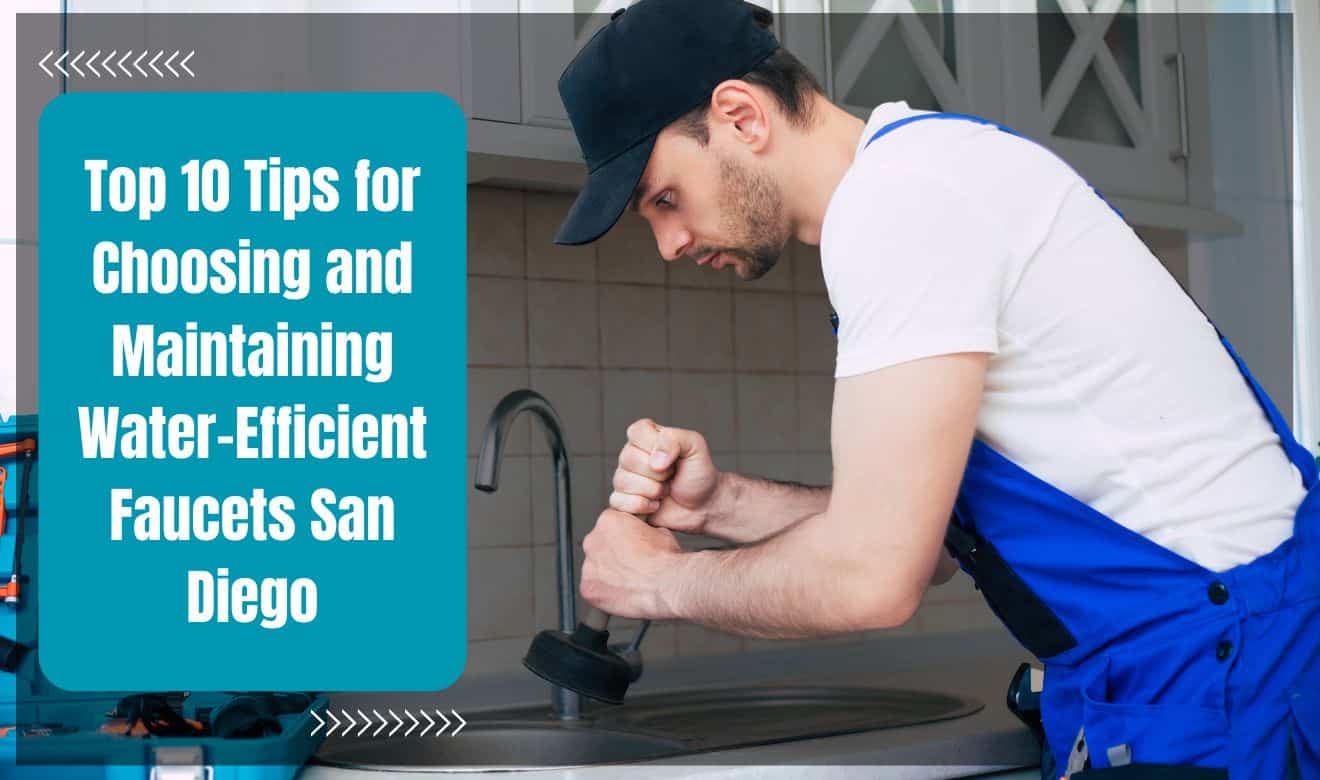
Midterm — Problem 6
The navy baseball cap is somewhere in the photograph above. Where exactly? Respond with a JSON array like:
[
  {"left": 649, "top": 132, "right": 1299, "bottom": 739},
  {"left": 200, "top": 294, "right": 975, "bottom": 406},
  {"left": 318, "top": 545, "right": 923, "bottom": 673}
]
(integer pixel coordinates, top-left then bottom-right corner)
[{"left": 554, "top": 0, "right": 780, "bottom": 246}]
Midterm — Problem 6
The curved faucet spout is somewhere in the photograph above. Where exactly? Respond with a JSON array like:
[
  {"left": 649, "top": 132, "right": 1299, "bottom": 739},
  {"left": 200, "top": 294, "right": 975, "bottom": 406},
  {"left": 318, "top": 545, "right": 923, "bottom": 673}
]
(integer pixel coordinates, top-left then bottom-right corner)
[
  {"left": 475, "top": 389, "right": 569, "bottom": 494},
  {"left": 474, "top": 389, "right": 581, "bottom": 718}
]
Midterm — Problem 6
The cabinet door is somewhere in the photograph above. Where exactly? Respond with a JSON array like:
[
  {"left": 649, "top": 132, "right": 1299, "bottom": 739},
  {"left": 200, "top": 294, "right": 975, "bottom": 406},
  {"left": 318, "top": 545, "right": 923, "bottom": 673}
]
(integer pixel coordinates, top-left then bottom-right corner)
[
  {"left": 822, "top": 0, "right": 1000, "bottom": 120},
  {"left": 465, "top": 3, "right": 523, "bottom": 123},
  {"left": 778, "top": 0, "right": 832, "bottom": 92},
  {"left": 519, "top": 0, "right": 625, "bottom": 129},
  {"left": 1002, "top": 0, "right": 1187, "bottom": 202}
]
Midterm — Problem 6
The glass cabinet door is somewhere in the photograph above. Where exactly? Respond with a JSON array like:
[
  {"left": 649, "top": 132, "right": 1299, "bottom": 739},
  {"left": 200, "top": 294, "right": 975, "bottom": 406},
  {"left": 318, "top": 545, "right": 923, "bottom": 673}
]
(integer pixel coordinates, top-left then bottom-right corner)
[
  {"left": 1003, "top": 0, "right": 1186, "bottom": 201},
  {"left": 823, "top": 0, "right": 991, "bottom": 119}
]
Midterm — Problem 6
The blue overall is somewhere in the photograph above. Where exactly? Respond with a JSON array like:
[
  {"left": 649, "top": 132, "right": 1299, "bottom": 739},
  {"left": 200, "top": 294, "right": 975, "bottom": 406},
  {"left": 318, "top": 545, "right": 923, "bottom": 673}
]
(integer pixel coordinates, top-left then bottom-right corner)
[{"left": 863, "top": 114, "right": 1320, "bottom": 777}]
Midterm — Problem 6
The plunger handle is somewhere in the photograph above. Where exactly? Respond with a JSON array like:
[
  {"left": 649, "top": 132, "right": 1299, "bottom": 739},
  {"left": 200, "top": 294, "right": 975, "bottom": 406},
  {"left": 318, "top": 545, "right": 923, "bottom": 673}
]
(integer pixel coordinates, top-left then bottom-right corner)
[{"left": 582, "top": 606, "right": 611, "bottom": 631}]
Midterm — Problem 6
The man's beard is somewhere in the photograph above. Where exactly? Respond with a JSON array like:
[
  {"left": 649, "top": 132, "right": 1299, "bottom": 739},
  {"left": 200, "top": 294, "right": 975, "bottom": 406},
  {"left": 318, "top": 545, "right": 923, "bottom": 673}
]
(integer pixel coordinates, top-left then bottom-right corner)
[{"left": 706, "top": 155, "right": 789, "bottom": 281}]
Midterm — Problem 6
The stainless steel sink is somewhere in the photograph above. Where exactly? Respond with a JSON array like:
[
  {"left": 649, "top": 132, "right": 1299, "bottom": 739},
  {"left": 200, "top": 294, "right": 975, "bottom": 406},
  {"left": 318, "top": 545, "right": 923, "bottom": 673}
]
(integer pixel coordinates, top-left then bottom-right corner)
[
  {"left": 592, "top": 685, "right": 981, "bottom": 747},
  {"left": 312, "top": 686, "right": 981, "bottom": 771},
  {"left": 315, "top": 722, "right": 688, "bottom": 772}
]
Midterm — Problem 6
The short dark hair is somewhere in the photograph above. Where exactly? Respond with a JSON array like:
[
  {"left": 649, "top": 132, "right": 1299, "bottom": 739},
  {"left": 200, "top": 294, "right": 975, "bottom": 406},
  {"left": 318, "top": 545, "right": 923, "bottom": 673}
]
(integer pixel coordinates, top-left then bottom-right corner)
[{"left": 673, "top": 8, "right": 825, "bottom": 145}]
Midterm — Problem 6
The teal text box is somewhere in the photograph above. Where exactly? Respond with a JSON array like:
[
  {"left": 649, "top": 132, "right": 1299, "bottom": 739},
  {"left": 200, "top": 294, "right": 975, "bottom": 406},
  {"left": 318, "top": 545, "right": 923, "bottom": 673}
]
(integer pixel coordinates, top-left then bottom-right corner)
[{"left": 38, "top": 92, "right": 466, "bottom": 691}]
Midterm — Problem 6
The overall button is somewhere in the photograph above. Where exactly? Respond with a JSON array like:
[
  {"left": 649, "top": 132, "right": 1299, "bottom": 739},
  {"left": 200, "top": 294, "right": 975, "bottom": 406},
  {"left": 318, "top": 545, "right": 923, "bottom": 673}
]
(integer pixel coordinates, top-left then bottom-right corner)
[
  {"left": 1208, "top": 581, "right": 1229, "bottom": 605},
  {"left": 1216, "top": 640, "right": 1233, "bottom": 661}
]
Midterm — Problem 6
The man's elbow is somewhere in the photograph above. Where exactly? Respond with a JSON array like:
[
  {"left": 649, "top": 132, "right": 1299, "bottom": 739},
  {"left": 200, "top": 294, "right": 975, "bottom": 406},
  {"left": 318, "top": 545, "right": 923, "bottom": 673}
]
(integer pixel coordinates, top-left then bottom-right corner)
[
  {"left": 838, "top": 579, "right": 923, "bottom": 632},
  {"left": 871, "top": 589, "right": 923, "bottom": 630}
]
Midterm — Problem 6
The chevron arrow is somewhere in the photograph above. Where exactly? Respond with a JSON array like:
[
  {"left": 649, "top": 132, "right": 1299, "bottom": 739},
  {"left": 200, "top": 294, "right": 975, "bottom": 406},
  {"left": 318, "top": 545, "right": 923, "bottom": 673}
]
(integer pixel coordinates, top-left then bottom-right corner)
[
  {"left": 433, "top": 709, "right": 450, "bottom": 737},
  {"left": 372, "top": 709, "right": 387, "bottom": 738},
  {"left": 164, "top": 50, "right": 179, "bottom": 78},
  {"left": 341, "top": 709, "right": 356, "bottom": 735},
  {"left": 418, "top": 709, "right": 435, "bottom": 737},
  {"left": 86, "top": 50, "right": 100, "bottom": 77},
  {"left": 103, "top": 50, "right": 116, "bottom": 77},
  {"left": 388, "top": 709, "right": 403, "bottom": 738},
  {"left": 404, "top": 709, "right": 419, "bottom": 737},
  {"left": 325, "top": 709, "right": 341, "bottom": 738},
  {"left": 118, "top": 50, "right": 132, "bottom": 77},
  {"left": 309, "top": 708, "right": 325, "bottom": 737},
  {"left": 69, "top": 50, "right": 83, "bottom": 77},
  {"left": 133, "top": 51, "right": 147, "bottom": 78},
  {"left": 451, "top": 710, "right": 466, "bottom": 737},
  {"left": 356, "top": 709, "right": 371, "bottom": 737},
  {"left": 179, "top": 50, "right": 195, "bottom": 77},
  {"left": 38, "top": 51, "right": 53, "bottom": 77},
  {"left": 54, "top": 51, "right": 68, "bottom": 77},
  {"left": 149, "top": 50, "right": 163, "bottom": 77}
]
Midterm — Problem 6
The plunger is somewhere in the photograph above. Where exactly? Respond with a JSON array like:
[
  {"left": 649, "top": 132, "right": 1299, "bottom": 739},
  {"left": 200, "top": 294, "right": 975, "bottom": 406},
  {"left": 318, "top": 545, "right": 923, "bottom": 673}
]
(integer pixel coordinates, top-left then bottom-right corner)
[
  {"left": 524, "top": 503, "right": 656, "bottom": 705},
  {"left": 523, "top": 606, "right": 647, "bottom": 705}
]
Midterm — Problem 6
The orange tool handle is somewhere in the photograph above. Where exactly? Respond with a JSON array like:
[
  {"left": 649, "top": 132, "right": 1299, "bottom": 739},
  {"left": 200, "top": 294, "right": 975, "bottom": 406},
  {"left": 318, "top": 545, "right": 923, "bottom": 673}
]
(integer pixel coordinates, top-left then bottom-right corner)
[
  {"left": 0, "top": 439, "right": 35, "bottom": 537},
  {"left": 0, "top": 439, "right": 36, "bottom": 458},
  {"left": 0, "top": 575, "right": 18, "bottom": 602}
]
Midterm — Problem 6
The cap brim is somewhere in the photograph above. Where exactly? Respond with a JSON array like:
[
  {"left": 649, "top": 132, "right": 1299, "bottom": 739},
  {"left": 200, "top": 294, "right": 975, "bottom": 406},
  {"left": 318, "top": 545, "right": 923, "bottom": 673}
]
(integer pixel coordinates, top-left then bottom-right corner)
[{"left": 554, "top": 134, "right": 657, "bottom": 246}]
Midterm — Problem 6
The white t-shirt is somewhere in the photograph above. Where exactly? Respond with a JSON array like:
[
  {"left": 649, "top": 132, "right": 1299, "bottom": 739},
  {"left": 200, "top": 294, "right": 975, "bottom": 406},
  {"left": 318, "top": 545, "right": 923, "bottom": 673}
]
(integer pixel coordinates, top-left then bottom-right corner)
[{"left": 822, "top": 102, "right": 1306, "bottom": 573}]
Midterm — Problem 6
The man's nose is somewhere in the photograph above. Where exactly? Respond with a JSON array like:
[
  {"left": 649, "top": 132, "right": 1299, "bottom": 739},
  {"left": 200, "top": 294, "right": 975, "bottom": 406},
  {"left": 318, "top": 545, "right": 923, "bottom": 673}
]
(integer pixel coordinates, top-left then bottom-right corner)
[{"left": 654, "top": 224, "right": 692, "bottom": 263}]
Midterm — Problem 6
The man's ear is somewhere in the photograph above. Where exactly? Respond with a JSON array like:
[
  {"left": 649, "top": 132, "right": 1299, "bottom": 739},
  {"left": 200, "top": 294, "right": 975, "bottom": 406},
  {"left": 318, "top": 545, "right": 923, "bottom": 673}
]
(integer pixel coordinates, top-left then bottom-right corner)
[{"left": 708, "top": 80, "right": 770, "bottom": 152}]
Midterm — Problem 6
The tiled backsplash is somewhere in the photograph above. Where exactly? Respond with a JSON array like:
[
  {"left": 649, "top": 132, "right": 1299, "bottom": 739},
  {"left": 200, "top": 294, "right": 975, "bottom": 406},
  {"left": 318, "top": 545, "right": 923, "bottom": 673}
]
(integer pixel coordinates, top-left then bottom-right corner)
[{"left": 464, "top": 184, "right": 1003, "bottom": 678}]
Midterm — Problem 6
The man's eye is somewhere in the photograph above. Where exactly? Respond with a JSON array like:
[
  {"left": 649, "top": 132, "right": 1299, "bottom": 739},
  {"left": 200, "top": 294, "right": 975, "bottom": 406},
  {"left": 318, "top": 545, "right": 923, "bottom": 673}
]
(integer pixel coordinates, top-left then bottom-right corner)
[{"left": 655, "top": 191, "right": 674, "bottom": 209}]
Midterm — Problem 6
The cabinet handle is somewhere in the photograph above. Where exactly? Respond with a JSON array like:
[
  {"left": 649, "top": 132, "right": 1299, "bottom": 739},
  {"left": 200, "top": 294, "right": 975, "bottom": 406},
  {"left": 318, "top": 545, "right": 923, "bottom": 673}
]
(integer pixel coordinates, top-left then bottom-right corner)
[{"left": 1165, "top": 51, "right": 1189, "bottom": 163}]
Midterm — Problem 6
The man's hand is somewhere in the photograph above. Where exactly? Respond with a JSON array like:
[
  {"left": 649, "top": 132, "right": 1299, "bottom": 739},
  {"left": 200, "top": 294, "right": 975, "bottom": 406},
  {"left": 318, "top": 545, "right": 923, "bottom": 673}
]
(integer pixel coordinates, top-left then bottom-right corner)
[
  {"left": 610, "top": 417, "right": 832, "bottom": 543},
  {"left": 580, "top": 508, "right": 684, "bottom": 620},
  {"left": 609, "top": 419, "right": 724, "bottom": 535}
]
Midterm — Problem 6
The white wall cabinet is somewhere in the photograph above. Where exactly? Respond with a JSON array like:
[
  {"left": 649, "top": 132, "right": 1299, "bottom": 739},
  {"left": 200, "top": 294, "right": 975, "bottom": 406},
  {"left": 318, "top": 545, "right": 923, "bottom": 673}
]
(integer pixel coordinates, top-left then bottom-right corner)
[{"left": 463, "top": 1, "right": 1235, "bottom": 233}]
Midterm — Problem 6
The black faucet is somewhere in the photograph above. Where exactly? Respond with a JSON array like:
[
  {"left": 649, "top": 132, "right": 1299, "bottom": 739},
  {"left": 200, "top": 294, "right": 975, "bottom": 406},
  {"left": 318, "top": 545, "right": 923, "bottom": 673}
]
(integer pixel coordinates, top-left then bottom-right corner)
[
  {"left": 474, "top": 389, "right": 583, "bottom": 718},
  {"left": 476, "top": 389, "right": 649, "bottom": 717}
]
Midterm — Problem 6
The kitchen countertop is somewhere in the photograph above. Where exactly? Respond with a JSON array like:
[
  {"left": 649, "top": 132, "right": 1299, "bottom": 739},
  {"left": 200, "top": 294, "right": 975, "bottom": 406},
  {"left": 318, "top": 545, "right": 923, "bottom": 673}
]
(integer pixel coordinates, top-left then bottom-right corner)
[{"left": 298, "top": 628, "right": 1041, "bottom": 779}]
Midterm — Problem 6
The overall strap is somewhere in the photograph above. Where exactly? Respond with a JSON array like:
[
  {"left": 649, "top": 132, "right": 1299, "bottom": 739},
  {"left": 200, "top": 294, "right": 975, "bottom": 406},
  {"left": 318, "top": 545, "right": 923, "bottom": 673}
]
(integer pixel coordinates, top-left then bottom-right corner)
[{"left": 864, "top": 111, "right": 1028, "bottom": 149}]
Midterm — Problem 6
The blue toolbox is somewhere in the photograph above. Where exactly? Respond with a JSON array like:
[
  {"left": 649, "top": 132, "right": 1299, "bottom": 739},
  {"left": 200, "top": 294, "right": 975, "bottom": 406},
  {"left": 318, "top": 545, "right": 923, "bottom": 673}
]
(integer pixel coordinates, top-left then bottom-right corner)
[{"left": 0, "top": 415, "right": 329, "bottom": 780}]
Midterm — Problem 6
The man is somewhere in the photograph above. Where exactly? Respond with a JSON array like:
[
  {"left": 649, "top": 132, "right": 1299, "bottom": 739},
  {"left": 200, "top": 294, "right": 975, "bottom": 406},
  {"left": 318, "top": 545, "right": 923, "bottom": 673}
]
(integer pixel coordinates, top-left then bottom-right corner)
[{"left": 553, "top": 1, "right": 1319, "bottom": 777}]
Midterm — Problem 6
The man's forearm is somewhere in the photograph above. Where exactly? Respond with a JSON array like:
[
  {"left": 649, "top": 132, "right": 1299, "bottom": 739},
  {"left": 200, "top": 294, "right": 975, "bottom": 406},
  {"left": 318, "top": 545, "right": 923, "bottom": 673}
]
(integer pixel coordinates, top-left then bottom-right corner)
[
  {"left": 705, "top": 473, "right": 960, "bottom": 586},
  {"left": 657, "top": 511, "right": 926, "bottom": 639},
  {"left": 704, "top": 472, "right": 830, "bottom": 544}
]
